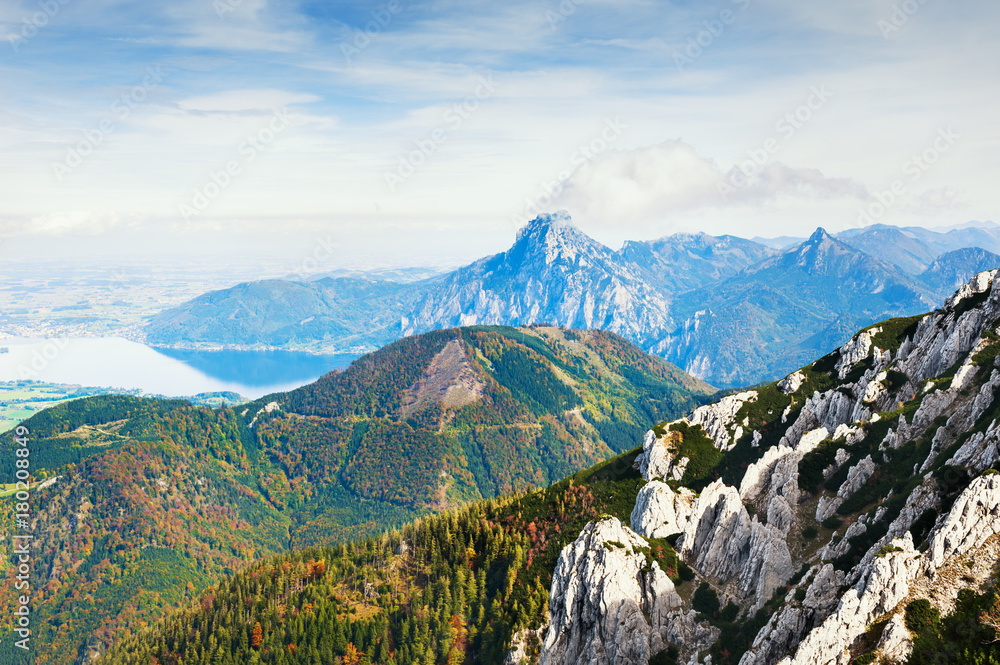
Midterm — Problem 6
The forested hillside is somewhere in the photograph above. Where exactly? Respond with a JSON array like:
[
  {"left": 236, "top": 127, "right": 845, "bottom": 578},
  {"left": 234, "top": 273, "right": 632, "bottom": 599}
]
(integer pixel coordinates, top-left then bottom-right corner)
[
  {"left": 99, "top": 448, "right": 673, "bottom": 665},
  {"left": 0, "top": 325, "right": 713, "bottom": 665}
]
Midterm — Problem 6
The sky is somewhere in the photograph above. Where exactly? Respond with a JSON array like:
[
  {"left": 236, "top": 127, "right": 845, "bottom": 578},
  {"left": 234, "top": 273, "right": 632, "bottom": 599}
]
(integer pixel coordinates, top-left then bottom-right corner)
[{"left": 1, "top": 0, "right": 998, "bottom": 271}]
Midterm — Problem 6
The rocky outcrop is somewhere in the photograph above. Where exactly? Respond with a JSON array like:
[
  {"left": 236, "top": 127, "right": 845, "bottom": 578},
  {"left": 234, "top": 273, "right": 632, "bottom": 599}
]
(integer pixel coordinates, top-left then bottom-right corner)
[
  {"left": 738, "top": 565, "right": 845, "bottom": 665},
  {"left": 948, "top": 424, "right": 1000, "bottom": 473},
  {"left": 636, "top": 430, "right": 687, "bottom": 482},
  {"left": 815, "top": 455, "right": 876, "bottom": 522},
  {"left": 927, "top": 473, "right": 1000, "bottom": 569},
  {"left": 778, "top": 371, "right": 806, "bottom": 395},
  {"left": 540, "top": 518, "right": 684, "bottom": 665},
  {"left": 739, "top": 445, "right": 801, "bottom": 533},
  {"left": 876, "top": 613, "right": 912, "bottom": 663},
  {"left": 780, "top": 391, "right": 868, "bottom": 451},
  {"left": 661, "top": 611, "right": 720, "bottom": 659},
  {"left": 680, "top": 391, "right": 758, "bottom": 451},
  {"left": 631, "top": 481, "right": 696, "bottom": 539},
  {"left": 896, "top": 270, "right": 996, "bottom": 384},
  {"left": 679, "top": 481, "right": 794, "bottom": 608},
  {"left": 541, "top": 272, "right": 1000, "bottom": 665},
  {"left": 506, "top": 628, "right": 546, "bottom": 665},
  {"left": 885, "top": 480, "right": 940, "bottom": 541},
  {"left": 777, "top": 535, "right": 920, "bottom": 665},
  {"left": 834, "top": 327, "right": 879, "bottom": 380}
]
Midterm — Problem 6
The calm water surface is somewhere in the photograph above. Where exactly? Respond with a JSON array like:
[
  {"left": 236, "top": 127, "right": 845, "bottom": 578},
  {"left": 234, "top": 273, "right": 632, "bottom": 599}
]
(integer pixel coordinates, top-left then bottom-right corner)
[{"left": 0, "top": 338, "right": 358, "bottom": 399}]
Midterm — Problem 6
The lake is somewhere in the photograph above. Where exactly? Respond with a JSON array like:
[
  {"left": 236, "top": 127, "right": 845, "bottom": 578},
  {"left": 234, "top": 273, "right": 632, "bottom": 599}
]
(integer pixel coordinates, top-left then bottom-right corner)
[{"left": 0, "top": 337, "right": 359, "bottom": 399}]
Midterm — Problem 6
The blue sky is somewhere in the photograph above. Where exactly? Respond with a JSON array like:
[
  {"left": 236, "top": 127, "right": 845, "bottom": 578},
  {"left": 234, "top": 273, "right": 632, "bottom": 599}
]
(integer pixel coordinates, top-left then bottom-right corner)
[{"left": 1, "top": 0, "right": 998, "bottom": 269}]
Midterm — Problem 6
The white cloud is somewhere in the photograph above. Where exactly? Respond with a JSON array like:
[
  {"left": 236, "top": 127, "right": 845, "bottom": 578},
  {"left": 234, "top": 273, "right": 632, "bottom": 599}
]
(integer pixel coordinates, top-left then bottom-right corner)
[{"left": 555, "top": 140, "right": 870, "bottom": 227}]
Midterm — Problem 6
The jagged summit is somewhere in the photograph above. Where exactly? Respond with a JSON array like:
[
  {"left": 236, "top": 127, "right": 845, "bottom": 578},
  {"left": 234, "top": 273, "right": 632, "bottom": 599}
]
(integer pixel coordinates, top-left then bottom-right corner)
[
  {"left": 516, "top": 210, "right": 575, "bottom": 238},
  {"left": 510, "top": 211, "right": 605, "bottom": 265},
  {"left": 807, "top": 227, "right": 832, "bottom": 243},
  {"left": 788, "top": 226, "right": 880, "bottom": 274}
]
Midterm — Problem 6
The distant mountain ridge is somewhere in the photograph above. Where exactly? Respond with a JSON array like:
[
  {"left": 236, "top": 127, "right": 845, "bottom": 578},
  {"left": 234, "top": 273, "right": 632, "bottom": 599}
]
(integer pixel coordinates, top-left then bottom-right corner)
[
  {"left": 653, "top": 228, "right": 933, "bottom": 386},
  {"left": 145, "top": 213, "right": 1000, "bottom": 387}
]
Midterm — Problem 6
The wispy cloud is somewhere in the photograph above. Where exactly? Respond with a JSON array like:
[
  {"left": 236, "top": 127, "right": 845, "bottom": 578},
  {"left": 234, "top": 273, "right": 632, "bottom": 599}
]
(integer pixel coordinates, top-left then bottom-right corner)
[{"left": 555, "top": 140, "right": 870, "bottom": 228}]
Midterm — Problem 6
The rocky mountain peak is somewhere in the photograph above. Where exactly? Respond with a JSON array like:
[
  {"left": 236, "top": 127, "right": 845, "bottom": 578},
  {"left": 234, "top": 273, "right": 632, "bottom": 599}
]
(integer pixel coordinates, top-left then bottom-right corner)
[
  {"left": 512, "top": 211, "right": 604, "bottom": 264},
  {"left": 789, "top": 226, "right": 865, "bottom": 273},
  {"left": 805, "top": 227, "right": 833, "bottom": 245}
]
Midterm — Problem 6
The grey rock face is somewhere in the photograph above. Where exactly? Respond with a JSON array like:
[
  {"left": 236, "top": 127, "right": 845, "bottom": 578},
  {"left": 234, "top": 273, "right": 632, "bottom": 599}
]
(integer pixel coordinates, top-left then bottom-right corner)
[
  {"left": 949, "top": 424, "right": 1000, "bottom": 473},
  {"left": 631, "top": 481, "right": 696, "bottom": 539},
  {"left": 777, "top": 536, "right": 920, "bottom": 665},
  {"left": 897, "top": 270, "right": 997, "bottom": 383},
  {"left": 876, "top": 613, "right": 912, "bottom": 663},
  {"left": 542, "top": 272, "right": 1000, "bottom": 665},
  {"left": 834, "top": 328, "right": 878, "bottom": 380},
  {"left": 408, "top": 212, "right": 677, "bottom": 348},
  {"left": 885, "top": 480, "right": 940, "bottom": 542},
  {"left": 680, "top": 480, "right": 794, "bottom": 608},
  {"left": 778, "top": 371, "right": 806, "bottom": 395},
  {"left": 636, "top": 430, "right": 689, "bottom": 482},
  {"left": 540, "top": 518, "right": 683, "bottom": 665},
  {"left": 738, "top": 565, "right": 845, "bottom": 665},
  {"left": 927, "top": 473, "right": 1000, "bottom": 570},
  {"left": 739, "top": 444, "right": 802, "bottom": 534},
  {"left": 815, "top": 455, "right": 876, "bottom": 522},
  {"left": 780, "top": 390, "right": 867, "bottom": 451},
  {"left": 682, "top": 390, "right": 759, "bottom": 451}
]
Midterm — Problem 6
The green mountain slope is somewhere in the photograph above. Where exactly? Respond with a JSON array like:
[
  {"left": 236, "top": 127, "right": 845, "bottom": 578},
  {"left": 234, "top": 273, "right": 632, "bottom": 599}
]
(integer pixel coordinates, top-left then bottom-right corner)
[
  {"left": 100, "top": 447, "right": 661, "bottom": 665},
  {"left": 0, "top": 326, "right": 713, "bottom": 665}
]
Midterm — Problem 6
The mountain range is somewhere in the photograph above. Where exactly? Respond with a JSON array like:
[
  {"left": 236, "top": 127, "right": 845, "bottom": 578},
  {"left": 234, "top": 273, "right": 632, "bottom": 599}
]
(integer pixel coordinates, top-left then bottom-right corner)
[
  {"left": 145, "top": 214, "right": 1000, "bottom": 388},
  {"left": 40, "top": 268, "right": 1000, "bottom": 665}
]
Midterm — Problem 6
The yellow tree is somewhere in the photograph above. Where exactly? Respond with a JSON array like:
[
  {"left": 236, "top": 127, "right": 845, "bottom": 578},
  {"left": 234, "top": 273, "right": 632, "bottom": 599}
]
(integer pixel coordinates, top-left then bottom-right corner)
[{"left": 343, "top": 642, "right": 364, "bottom": 665}]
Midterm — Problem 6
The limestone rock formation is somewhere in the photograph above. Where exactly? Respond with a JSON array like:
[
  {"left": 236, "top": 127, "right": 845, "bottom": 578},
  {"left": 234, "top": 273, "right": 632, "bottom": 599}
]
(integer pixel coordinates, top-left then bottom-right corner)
[
  {"left": 778, "top": 371, "right": 806, "bottom": 395},
  {"left": 679, "top": 480, "right": 794, "bottom": 608},
  {"left": 631, "top": 481, "right": 696, "bottom": 539},
  {"left": 680, "top": 391, "right": 758, "bottom": 451},
  {"left": 927, "top": 473, "right": 1000, "bottom": 569},
  {"left": 776, "top": 536, "right": 920, "bottom": 665},
  {"left": 540, "top": 518, "right": 683, "bottom": 665}
]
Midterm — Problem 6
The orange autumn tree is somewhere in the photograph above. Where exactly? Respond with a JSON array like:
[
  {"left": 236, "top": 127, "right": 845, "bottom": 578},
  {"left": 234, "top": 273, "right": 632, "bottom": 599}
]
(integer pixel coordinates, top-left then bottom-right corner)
[
  {"left": 251, "top": 622, "right": 263, "bottom": 649},
  {"left": 343, "top": 642, "right": 364, "bottom": 665}
]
